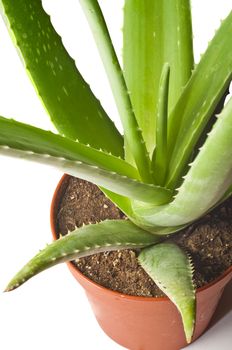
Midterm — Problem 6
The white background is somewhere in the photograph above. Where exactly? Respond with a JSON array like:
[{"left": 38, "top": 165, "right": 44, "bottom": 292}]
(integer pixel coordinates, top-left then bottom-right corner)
[{"left": 0, "top": 1, "right": 232, "bottom": 349}]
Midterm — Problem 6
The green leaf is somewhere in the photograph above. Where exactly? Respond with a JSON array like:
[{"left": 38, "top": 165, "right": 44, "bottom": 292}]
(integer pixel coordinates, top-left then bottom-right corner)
[
  {"left": 222, "top": 186, "right": 232, "bottom": 202},
  {"left": 159, "top": 0, "right": 194, "bottom": 113},
  {"left": 132, "top": 97, "right": 232, "bottom": 227},
  {"left": 101, "top": 189, "right": 134, "bottom": 219},
  {"left": 0, "top": 116, "right": 138, "bottom": 179},
  {"left": 0, "top": 115, "right": 136, "bottom": 219},
  {"left": 131, "top": 205, "right": 187, "bottom": 235},
  {"left": 123, "top": 0, "right": 193, "bottom": 154},
  {"left": 139, "top": 242, "right": 196, "bottom": 343},
  {"left": 78, "top": 0, "right": 151, "bottom": 182},
  {"left": 0, "top": 146, "right": 172, "bottom": 204},
  {"left": 167, "top": 11, "right": 232, "bottom": 189},
  {"left": 152, "top": 63, "right": 170, "bottom": 185},
  {"left": 190, "top": 85, "right": 230, "bottom": 166},
  {"left": 5, "top": 220, "right": 160, "bottom": 292},
  {"left": 0, "top": 0, "right": 123, "bottom": 156}
]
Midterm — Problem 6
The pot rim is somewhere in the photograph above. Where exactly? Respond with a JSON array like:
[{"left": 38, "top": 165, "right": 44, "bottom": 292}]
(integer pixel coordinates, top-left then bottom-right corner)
[{"left": 50, "top": 174, "right": 232, "bottom": 302}]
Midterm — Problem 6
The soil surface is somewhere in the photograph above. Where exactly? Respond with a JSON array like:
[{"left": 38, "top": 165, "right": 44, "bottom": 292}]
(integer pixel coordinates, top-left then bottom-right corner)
[{"left": 56, "top": 176, "right": 232, "bottom": 297}]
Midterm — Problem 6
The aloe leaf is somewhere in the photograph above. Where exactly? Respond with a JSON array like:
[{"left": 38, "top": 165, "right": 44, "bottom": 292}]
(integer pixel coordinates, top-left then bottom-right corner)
[
  {"left": 0, "top": 115, "right": 136, "bottom": 217},
  {"left": 123, "top": 0, "right": 193, "bottom": 154},
  {"left": 0, "top": 116, "right": 138, "bottom": 179},
  {"left": 159, "top": 0, "right": 194, "bottom": 113},
  {"left": 101, "top": 189, "right": 134, "bottom": 219},
  {"left": 167, "top": 11, "right": 232, "bottom": 189},
  {"left": 0, "top": 146, "right": 172, "bottom": 205},
  {"left": 123, "top": 0, "right": 157, "bottom": 155},
  {"left": 0, "top": 0, "right": 123, "bottom": 156},
  {"left": 152, "top": 63, "right": 170, "bottom": 185},
  {"left": 139, "top": 243, "right": 196, "bottom": 343},
  {"left": 222, "top": 186, "right": 232, "bottom": 202},
  {"left": 132, "top": 97, "right": 232, "bottom": 227},
  {"left": 78, "top": 0, "right": 152, "bottom": 182},
  {"left": 132, "top": 219, "right": 187, "bottom": 237},
  {"left": 200, "top": 184, "right": 232, "bottom": 218},
  {"left": 190, "top": 85, "right": 230, "bottom": 165},
  {"left": 5, "top": 220, "right": 160, "bottom": 292}
]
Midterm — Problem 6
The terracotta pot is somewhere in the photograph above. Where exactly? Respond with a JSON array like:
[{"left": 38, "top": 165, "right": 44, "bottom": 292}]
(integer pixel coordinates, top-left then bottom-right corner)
[{"left": 50, "top": 174, "right": 232, "bottom": 350}]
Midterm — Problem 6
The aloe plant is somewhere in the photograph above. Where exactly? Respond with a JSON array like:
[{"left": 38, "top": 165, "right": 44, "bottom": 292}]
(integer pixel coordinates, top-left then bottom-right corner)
[{"left": 1, "top": 0, "right": 232, "bottom": 344}]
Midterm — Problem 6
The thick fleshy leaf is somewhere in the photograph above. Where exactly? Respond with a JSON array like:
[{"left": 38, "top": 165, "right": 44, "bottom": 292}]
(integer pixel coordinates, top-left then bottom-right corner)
[
  {"left": 0, "top": 146, "right": 172, "bottom": 205},
  {"left": 139, "top": 242, "right": 196, "bottom": 343},
  {"left": 101, "top": 189, "right": 134, "bottom": 219},
  {"left": 167, "top": 11, "right": 232, "bottom": 188},
  {"left": 0, "top": 116, "right": 140, "bottom": 218},
  {"left": 5, "top": 220, "right": 160, "bottom": 291},
  {"left": 0, "top": 116, "right": 138, "bottom": 179},
  {"left": 0, "top": 0, "right": 123, "bottom": 155},
  {"left": 222, "top": 186, "right": 232, "bottom": 202},
  {"left": 78, "top": 0, "right": 151, "bottom": 182},
  {"left": 132, "top": 97, "right": 232, "bottom": 227},
  {"left": 123, "top": 0, "right": 193, "bottom": 154}
]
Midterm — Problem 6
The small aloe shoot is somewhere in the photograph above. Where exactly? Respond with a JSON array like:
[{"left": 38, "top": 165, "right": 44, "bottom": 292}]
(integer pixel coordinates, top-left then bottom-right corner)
[
  {"left": 152, "top": 63, "right": 170, "bottom": 185},
  {"left": 1, "top": 0, "right": 232, "bottom": 344}
]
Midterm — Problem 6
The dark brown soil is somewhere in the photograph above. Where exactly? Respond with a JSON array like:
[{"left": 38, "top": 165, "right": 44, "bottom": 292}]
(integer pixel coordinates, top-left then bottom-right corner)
[{"left": 56, "top": 176, "right": 232, "bottom": 297}]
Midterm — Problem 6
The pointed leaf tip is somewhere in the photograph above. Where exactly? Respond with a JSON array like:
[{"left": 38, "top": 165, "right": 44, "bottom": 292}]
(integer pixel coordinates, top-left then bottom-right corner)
[
  {"left": 139, "top": 242, "right": 196, "bottom": 343},
  {"left": 6, "top": 220, "right": 161, "bottom": 291}
]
